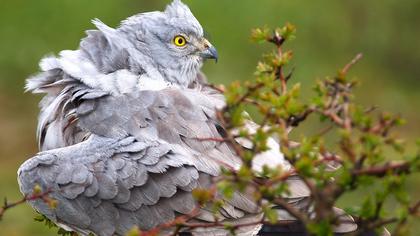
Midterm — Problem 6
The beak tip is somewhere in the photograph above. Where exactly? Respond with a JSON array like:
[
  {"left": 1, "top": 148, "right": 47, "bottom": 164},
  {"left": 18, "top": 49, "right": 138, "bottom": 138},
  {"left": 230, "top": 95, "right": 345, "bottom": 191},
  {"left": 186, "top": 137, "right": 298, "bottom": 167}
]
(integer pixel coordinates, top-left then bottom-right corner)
[
  {"left": 200, "top": 46, "right": 219, "bottom": 62},
  {"left": 209, "top": 46, "right": 219, "bottom": 62}
]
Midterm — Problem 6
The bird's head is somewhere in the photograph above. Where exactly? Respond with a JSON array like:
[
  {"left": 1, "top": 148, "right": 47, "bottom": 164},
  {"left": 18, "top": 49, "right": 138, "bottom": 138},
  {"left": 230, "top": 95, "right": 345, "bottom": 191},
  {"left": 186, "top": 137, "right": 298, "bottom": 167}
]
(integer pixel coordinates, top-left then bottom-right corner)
[{"left": 82, "top": 0, "right": 217, "bottom": 87}]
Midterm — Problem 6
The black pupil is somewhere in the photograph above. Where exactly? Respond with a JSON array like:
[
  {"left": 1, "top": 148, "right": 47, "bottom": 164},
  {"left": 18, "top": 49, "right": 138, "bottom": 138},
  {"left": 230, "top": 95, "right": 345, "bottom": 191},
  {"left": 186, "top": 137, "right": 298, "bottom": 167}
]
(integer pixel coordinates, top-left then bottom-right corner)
[{"left": 178, "top": 38, "right": 184, "bottom": 44}]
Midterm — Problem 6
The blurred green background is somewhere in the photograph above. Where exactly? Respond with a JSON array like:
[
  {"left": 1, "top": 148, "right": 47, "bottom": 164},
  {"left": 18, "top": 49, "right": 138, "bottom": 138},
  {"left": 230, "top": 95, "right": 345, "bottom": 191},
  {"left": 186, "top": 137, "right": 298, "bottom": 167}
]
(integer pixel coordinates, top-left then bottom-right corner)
[{"left": 0, "top": 0, "right": 419, "bottom": 235}]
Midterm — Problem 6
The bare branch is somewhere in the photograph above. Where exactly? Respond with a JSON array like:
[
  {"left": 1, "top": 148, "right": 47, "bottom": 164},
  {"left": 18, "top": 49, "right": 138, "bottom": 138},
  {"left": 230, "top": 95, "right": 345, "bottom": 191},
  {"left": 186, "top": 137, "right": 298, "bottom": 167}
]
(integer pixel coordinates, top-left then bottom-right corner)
[
  {"left": 341, "top": 53, "right": 363, "bottom": 75},
  {"left": 0, "top": 189, "right": 53, "bottom": 221},
  {"left": 352, "top": 162, "right": 410, "bottom": 177}
]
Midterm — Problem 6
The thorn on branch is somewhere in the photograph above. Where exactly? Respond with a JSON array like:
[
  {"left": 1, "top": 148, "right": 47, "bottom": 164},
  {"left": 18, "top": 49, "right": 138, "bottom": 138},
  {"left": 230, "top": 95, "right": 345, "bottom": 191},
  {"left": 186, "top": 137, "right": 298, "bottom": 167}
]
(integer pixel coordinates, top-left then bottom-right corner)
[
  {"left": 287, "top": 108, "right": 314, "bottom": 127},
  {"left": 364, "top": 106, "right": 378, "bottom": 114},
  {"left": 409, "top": 200, "right": 420, "bottom": 216},
  {"left": 285, "top": 67, "right": 295, "bottom": 82}
]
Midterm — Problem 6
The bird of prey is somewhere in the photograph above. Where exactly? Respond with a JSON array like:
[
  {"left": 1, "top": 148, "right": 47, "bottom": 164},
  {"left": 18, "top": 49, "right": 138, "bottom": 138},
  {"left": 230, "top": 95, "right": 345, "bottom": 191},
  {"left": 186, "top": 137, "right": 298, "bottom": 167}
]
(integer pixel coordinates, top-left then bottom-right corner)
[{"left": 18, "top": 1, "right": 357, "bottom": 235}]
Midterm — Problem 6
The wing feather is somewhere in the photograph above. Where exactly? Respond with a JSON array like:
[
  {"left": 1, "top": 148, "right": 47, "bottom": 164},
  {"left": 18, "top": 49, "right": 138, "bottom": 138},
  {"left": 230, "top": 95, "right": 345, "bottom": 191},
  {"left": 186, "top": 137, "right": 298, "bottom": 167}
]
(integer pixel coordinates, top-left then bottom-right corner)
[
  {"left": 19, "top": 130, "right": 258, "bottom": 235},
  {"left": 20, "top": 71, "right": 322, "bottom": 235}
]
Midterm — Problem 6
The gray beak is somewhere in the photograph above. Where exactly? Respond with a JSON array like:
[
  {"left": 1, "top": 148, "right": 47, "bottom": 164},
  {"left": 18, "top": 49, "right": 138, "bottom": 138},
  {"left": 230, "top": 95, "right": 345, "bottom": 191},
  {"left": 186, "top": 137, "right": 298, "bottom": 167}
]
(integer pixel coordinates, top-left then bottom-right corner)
[{"left": 200, "top": 46, "right": 219, "bottom": 62}]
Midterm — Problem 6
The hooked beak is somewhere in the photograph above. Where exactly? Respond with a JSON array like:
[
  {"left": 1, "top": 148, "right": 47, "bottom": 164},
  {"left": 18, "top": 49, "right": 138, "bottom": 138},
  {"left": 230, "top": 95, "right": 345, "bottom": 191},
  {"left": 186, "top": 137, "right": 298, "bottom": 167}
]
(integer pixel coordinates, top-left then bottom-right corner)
[{"left": 200, "top": 39, "right": 219, "bottom": 62}]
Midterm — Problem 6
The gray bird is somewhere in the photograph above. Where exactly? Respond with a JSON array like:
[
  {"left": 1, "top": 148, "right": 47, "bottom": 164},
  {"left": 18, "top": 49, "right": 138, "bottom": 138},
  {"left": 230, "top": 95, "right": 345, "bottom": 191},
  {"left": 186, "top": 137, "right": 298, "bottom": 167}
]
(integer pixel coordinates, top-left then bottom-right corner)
[{"left": 18, "top": 1, "right": 358, "bottom": 235}]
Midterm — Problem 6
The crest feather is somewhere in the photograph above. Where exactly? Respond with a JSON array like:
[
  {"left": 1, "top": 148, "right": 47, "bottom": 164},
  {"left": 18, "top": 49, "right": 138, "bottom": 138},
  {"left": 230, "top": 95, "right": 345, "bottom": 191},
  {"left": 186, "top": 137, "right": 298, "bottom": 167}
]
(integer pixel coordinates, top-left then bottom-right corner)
[
  {"left": 92, "top": 19, "right": 116, "bottom": 35},
  {"left": 165, "top": 0, "right": 193, "bottom": 18}
]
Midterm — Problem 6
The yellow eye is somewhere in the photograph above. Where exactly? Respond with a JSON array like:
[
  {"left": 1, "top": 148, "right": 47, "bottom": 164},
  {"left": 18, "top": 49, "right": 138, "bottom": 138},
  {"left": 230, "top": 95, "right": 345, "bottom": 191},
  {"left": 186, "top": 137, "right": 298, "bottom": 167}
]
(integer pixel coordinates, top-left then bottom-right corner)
[{"left": 173, "top": 35, "right": 187, "bottom": 47}]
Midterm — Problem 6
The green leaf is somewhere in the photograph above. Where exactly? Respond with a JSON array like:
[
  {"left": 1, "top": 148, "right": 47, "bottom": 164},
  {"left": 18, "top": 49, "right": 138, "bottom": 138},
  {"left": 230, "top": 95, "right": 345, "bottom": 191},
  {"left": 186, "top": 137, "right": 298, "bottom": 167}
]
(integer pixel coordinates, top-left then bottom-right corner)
[
  {"left": 251, "top": 26, "right": 270, "bottom": 43},
  {"left": 307, "top": 220, "right": 333, "bottom": 236},
  {"left": 126, "top": 226, "right": 141, "bottom": 236},
  {"left": 360, "top": 196, "right": 375, "bottom": 218},
  {"left": 276, "top": 23, "right": 296, "bottom": 41},
  {"left": 34, "top": 214, "right": 46, "bottom": 222},
  {"left": 230, "top": 105, "right": 245, "bottom": 126},
  {"left": 217, "top": 181, "right": 235, "bottom": 199},
  {"left": 263, "top": 206, "right": 278, "bottom": 224},
  {"left": 238, "top": 165, "right": 253, "bottom": 181},
  {"left": 295, "top": 156, "right": 314, "bottom": 177},
  {"left": 57, "top": 228, "right": 73, "bottom": 236},
  {"left": 192, "top": 188, "right": 213, "bottom": 205}
]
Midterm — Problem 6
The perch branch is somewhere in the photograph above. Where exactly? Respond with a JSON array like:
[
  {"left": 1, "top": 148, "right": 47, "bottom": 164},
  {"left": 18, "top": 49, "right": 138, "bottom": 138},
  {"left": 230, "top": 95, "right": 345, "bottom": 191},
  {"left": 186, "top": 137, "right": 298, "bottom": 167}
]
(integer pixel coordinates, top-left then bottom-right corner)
[{"left": 0, "top": 189, "right": 53, "bottom": 221}]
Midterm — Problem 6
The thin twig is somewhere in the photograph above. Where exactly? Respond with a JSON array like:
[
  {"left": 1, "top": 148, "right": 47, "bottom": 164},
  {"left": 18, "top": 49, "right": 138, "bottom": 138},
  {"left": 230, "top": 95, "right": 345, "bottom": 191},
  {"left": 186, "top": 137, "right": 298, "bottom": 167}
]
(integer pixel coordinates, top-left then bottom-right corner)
[
  {"left": 342, "top": 53, "right": 363, "bottom": 75},
  {"left": 194, "top": 137, "right": 227, "bottom": 143},
  {"left": 0, "top": 190, "right": 52, "bottom": 220},
  {"left": 352, "top": 162, "right": 410, "bottom": 177}
]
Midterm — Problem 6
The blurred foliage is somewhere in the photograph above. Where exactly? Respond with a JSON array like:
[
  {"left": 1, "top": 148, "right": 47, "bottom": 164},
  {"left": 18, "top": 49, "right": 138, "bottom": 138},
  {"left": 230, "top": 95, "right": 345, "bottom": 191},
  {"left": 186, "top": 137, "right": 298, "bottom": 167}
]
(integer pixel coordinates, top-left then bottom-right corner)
[
  {"left": 207, "top": 24, "right": 419, "bottom": 235},
  {"left": 0, "top": 0, "right": 419, "bottom": 235}
]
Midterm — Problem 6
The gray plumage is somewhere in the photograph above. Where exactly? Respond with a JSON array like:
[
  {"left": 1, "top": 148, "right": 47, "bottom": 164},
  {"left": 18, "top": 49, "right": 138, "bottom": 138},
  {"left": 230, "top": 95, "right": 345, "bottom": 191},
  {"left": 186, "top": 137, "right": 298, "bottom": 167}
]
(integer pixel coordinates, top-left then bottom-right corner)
[{"left": 18, "top": 1, "right": 357, "bottom": 235}]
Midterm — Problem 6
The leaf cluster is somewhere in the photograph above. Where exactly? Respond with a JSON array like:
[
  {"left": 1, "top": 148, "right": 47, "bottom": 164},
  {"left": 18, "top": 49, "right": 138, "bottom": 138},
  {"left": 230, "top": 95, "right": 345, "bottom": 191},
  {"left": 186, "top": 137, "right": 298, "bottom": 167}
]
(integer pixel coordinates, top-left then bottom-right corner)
[{"left": 205, "top": 24, "right": 420, "bottom": 236}]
